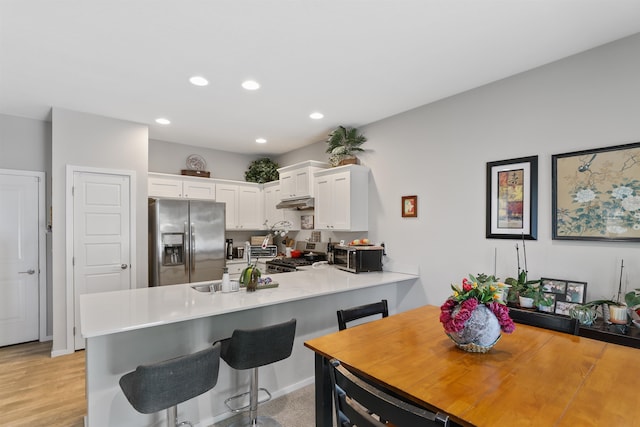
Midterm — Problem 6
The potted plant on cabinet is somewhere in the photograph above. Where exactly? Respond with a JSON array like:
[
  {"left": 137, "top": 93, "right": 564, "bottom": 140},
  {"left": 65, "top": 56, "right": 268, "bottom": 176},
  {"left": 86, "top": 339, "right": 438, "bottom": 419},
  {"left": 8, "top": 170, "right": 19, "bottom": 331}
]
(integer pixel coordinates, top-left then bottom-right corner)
[
  {"left": 325, "top": 126, "right": 367, "bottom": 167},
  {"left": 245, "top": 158, "right": 279, "bottom": 183},
  {"left": 505, "top": 271, "right": 541, "bottom": 309},
  {"left": 536, "top": 292, "right": 555, "bottom": 313}
]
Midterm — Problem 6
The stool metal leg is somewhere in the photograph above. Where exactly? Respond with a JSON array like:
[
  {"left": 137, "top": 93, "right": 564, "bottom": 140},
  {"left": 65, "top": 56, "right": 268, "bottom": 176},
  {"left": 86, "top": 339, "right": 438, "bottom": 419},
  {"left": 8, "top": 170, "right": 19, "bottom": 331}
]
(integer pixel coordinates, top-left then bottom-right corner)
[
  {"left": 167, "top": 405, "right": 193, "bottom": 427},
  {"left": 168, "top": 406, "right": 177, "bottom": 427},
  {"left": 228, "top": 367, "right": 281, "bottom": 427}
]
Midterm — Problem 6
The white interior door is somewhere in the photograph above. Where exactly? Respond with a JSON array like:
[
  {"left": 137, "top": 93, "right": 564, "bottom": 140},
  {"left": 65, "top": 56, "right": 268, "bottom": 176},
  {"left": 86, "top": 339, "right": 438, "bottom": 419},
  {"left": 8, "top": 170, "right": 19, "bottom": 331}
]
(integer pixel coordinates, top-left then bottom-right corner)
[
  {"left": 0, "top": 173, "right": 40, "bottom": 346},
  {"left": 73, "top": 171, "right": 131, "bottom": 349}
]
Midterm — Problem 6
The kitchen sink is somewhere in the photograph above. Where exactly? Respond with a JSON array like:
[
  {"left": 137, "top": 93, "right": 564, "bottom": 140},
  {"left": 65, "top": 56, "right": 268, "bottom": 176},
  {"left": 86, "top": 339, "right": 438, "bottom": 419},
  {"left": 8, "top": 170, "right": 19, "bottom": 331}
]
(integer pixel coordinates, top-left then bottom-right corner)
[{"left": 191, "top": 284, "right": 213, "bottom": 293}]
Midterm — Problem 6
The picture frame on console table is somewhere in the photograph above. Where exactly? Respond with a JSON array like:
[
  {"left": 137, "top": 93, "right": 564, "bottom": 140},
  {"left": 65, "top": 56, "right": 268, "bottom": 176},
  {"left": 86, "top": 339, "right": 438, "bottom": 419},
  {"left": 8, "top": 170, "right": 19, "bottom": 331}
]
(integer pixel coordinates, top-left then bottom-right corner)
[
  {"left": 486, "top": 156, "right": 538, "bottom": 240},
  {"left": 552, "top": 142, "right": 640, "bottom": 241},
  {"left": 541, "top": 278, "right": 587, "bottom": 316}
]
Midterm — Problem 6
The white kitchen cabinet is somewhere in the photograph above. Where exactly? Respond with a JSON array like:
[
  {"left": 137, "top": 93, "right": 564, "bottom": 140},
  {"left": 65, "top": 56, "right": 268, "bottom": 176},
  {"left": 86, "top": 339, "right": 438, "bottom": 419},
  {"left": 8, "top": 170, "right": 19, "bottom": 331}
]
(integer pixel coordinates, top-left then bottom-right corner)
[
  {"left": 238, "top": 183, "right": 264, "bottom": 229},
  {"left": 148, "top": 173, "right": 215, "bottom": 200},
  {"left": 314, "top": 165, "right": 369, "bottom": 231},
  {"left": 215, "top": 181, "right": 263, "bottom": 230},
  {"left": 263, "top": 181, "right": 301, "bottom": 230},
  {"left": 277, "top": 160, "right": 328, "bottom": 200}
]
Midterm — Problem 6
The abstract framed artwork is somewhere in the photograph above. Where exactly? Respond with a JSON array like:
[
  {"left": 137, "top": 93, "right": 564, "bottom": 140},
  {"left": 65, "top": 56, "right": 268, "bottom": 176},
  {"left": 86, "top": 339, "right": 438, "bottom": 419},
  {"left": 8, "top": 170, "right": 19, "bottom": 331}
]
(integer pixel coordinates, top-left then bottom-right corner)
[
  {"left": 552, "top": 142, "right": 640, "bottom": 241},
  {"left": 486, "top": 156, "right": 538, "bottom": 239},
  {"left": 402, "top": 195, "right": 417, "bottom": 218}
]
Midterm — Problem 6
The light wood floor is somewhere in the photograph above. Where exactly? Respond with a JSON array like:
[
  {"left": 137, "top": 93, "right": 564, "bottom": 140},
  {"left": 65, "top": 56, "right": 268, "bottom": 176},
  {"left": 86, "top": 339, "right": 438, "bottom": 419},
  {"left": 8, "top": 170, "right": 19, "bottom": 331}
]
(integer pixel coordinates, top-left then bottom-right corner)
[{"left": 0, "top": 341, "right": 86, "bottom": 427}]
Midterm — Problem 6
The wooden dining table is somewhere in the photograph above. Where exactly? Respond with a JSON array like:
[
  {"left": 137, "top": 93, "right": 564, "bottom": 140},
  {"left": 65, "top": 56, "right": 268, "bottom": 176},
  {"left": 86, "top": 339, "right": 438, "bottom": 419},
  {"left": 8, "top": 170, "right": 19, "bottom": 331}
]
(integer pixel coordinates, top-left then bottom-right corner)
[{"left": 304, "top": 305, "right": 638, "bottom": 427}]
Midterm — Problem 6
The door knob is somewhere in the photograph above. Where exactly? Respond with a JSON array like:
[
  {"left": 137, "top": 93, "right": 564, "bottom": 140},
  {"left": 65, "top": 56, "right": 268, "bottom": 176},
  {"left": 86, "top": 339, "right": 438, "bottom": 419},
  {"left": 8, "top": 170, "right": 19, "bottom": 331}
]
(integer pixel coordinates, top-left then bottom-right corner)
[
  {"left": 19, "top": 269, "right": 35, "bottom": 275},
  {"left": 121, "top": 264, "right": 128, "bottom": 270}
]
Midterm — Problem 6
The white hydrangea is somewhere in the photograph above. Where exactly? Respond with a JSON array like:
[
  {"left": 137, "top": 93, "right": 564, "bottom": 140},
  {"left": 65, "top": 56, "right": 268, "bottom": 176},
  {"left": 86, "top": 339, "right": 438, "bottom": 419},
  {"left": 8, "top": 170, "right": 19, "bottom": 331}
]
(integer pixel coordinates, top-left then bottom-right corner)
[
  {"left": 607, "top": 225, "right": 628, "bottom": 234},
  {"left": 612, "top": 186, "right": 634, "bottom": 199},
  {"left": 574, "top": 188, "right": 596, "bottom": 203},
  {"left": 621, "top": 195, "right": 640, "bottom": 212}
]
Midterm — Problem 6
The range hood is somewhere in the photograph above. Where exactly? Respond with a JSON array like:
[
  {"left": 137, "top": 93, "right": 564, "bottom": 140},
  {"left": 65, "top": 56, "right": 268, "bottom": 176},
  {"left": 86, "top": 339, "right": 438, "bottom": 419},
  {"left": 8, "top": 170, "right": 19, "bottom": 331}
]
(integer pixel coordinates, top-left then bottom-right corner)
[{"left": 276, "top": 197, "right": 314, "bottom": 210}]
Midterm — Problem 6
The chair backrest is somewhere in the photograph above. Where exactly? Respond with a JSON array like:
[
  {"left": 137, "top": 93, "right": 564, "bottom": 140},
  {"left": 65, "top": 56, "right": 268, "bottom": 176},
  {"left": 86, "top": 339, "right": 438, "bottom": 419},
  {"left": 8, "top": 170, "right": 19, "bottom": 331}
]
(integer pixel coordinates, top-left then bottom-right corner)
[
  {"left": 509, "top": 309, "right": 579, "bottom": 335},
  {"left": 119, "top": 342, "right": 221, "bottom": 414},
  {"left": 337, "top": 300, "right": 388, "bottom": 331},
  {"left": 219, "top": 318, "right": 297, "bottom": 370},
  {"left": 329, "top": 359, "right": 450, "bottom": 427}
]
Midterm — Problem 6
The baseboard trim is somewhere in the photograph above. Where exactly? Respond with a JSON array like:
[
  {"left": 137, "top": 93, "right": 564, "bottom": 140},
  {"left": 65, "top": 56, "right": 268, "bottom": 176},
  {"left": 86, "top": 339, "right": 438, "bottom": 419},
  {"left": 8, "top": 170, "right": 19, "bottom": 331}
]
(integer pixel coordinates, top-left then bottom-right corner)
[{"left": 51, "top": 348, "right": 74, "bottom": 358}]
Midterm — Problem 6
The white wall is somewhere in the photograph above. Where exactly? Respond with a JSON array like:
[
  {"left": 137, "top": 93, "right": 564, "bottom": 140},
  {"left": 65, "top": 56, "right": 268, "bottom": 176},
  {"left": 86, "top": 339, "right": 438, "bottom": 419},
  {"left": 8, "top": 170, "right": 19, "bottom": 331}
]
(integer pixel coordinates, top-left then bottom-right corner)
[
  {"left": 51, "top": 108, "right": 148, "bottom": 355},
  {"left": 149, "top": 138, "right": 264, "bottom": 182},
  {"left": 0, "top": 114, "right": 54, "bottom": 337},
  {"left": 278, "top": 34, "right": 640, "bottom": 311},
  {"left": 358, "top": 33, "right": 640, "bottom": 311}
]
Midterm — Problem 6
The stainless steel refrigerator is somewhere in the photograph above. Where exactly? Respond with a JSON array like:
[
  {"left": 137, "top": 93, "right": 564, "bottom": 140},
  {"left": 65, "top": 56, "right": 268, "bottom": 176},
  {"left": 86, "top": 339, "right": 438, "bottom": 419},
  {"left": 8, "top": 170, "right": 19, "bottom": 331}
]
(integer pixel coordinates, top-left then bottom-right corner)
[{"left": 149, "top": 198, "right": 226, "bottom": 286}]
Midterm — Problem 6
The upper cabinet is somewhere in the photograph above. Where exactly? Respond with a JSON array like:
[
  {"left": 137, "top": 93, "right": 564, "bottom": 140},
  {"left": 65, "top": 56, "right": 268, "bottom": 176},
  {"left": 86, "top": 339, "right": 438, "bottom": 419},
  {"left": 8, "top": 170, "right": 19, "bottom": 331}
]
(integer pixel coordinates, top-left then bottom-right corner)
[
  {"left": 277, "top": 160, "right": 328, "bottom": 200},
  {"left": 314, "top": 165, "right": 369, "bottom": 231},
  {"left": 148, "top": 173, "right": 216, "bottom": 200},
  {"left": 263, "top": 181, "right": 301, "bottom": 230},
  {"left": 215, "top": 181, "right": 263, "bottom": 230}
]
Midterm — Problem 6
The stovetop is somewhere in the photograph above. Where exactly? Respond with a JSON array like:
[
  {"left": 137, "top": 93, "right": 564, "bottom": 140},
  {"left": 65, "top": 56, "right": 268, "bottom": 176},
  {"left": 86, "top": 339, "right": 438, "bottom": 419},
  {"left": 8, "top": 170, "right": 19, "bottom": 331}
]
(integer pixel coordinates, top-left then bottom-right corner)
[{"left": 267, "top": 257, "right": 319, "bottom": 267}]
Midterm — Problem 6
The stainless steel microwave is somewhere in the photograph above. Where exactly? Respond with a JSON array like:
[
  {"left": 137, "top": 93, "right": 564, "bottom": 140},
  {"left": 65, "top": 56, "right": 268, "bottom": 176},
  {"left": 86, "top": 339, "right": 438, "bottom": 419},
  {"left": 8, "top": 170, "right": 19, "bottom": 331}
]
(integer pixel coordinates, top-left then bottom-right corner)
[{"left": 332, "top": 245, "right": 383, "bottom": 273}]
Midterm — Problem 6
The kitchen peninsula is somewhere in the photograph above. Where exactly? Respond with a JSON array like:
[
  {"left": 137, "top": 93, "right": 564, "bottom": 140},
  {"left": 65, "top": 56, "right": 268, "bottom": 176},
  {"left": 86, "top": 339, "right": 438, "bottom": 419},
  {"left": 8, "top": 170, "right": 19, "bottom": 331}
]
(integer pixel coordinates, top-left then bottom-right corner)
[{"left": 80, "top": 267, "right": 417, "bottom": 427}]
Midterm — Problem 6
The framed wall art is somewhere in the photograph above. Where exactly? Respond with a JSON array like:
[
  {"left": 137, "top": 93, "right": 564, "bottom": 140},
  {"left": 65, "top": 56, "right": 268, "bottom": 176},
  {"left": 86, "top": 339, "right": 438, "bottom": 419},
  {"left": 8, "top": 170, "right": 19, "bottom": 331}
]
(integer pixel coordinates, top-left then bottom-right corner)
[
  {"left": 402, "top": 195, "right": 417, "bottom": 218},
  {"left": 301, "top": 214, "right": 314, "bottom": 230},
  {"left": 486, "top": 156, "right": 538, "bottom": 239},
  {"left": 552, "top": 142, "right": 640, "bottom": 241}
]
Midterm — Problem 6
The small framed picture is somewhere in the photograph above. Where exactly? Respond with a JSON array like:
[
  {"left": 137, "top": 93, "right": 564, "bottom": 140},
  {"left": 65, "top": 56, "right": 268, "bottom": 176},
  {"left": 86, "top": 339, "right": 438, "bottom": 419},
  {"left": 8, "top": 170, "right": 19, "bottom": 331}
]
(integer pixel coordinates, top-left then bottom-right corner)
[
  {"left": 542, "top": 277, "right": 587, "bottom": 305},
  {"left": 541, "top": 278, "right": 567, "bottom": 295},
  {"left": 301, "top": 214, "right": 314, "bottom": 230},
  {"left": 402, "top": 195, "right": 417, "bottom": 218},
  {"left": 555, "top": 301, "right": 579, "bottom": 316},
  {"left": 565, "top": 282, "right": 587, "bottom": 304}
]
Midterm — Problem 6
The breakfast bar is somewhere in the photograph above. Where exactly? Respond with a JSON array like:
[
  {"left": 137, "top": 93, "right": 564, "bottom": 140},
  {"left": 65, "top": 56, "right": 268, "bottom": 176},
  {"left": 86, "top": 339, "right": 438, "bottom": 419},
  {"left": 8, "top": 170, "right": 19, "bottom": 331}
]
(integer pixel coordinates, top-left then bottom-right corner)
[{"left": 80, "top": 267, "right": 417, "bottom": 427}]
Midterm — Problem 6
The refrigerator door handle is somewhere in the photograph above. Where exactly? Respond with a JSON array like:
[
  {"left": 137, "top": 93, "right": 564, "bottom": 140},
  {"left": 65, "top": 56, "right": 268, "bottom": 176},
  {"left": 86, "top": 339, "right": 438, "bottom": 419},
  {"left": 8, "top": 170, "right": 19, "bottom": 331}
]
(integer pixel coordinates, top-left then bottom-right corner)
[
  {"left": 191, "top": 223, "right": 196, "bottom": 272},
  {"left": 184, "top": 221, "right": 189, "bottom": 274}
]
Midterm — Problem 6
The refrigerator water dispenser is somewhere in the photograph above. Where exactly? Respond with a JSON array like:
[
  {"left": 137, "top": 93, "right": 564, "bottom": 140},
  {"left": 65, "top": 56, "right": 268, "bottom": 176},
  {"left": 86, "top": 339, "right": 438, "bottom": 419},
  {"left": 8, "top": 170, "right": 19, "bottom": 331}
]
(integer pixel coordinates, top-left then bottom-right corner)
[{"left": 162, "top": 233, "right": 184, "bottom": 266}]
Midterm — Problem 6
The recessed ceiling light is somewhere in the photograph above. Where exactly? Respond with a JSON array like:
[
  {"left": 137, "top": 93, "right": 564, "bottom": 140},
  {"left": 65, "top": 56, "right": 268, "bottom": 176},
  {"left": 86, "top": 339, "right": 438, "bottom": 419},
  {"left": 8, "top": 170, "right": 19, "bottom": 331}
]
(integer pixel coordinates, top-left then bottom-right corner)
[
  {"left": 189, "top": 76, "right": 209, "bottom": 86},
  {"left": 242, "top": 80, "right": 260, "bottom": 90},
  {"left": 155, "top": 118, "right": 171, "bottom": 125},
  {"left": 310, "top": 112, "right": 324, "bottom": 120},
  {"left": 256, "top": 138, "right": 267, "bottom": 144}
]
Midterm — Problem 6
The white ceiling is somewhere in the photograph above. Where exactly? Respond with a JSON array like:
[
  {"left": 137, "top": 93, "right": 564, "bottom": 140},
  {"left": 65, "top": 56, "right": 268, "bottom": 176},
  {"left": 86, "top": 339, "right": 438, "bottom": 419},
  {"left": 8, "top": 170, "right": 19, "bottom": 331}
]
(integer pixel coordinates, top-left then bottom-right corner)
[{"left": 2, "top": 1, "right": 640, "bottom": 155}]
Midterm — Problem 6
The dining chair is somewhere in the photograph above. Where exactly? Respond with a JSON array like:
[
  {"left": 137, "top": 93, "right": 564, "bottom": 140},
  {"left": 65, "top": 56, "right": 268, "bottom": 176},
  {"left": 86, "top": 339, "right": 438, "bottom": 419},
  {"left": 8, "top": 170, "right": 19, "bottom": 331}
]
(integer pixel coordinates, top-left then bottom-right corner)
[
  {"left": 329, "top": 359, "right": 451, "bottom": 427},
  {"left": 509, "top": 308, "right": 580, "bottom": 335},
  {"left": 337, "top": 299, "right": 388, "bottom": 331}
]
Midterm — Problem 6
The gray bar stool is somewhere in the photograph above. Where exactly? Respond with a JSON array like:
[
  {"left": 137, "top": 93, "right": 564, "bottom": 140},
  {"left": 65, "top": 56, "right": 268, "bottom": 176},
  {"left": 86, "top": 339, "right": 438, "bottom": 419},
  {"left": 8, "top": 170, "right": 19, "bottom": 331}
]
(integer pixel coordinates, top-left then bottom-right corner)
[
  {"left": 119, "top": 342, "right": 221, "bottom": 427},
  {"left": 218, "top": 318, "right": 297, "bottom": 427}
]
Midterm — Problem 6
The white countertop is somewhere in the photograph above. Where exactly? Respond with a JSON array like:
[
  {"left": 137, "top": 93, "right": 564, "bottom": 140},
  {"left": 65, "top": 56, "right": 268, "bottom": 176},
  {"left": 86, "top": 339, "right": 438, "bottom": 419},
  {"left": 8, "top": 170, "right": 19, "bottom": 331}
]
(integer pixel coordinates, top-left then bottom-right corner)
[{"left": 80, "top": 267, "right": 417, "bottom": 338}]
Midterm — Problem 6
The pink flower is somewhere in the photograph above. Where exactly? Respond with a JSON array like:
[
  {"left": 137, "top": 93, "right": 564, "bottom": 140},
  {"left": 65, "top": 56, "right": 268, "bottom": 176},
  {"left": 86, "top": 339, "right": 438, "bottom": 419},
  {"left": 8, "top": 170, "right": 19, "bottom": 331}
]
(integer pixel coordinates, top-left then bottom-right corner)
[
  {"left": 440, "top": 297, "right": 480, "bottom": 334},
  {"left": 488, "top": 301, "right": 515, "bottom": 333}
]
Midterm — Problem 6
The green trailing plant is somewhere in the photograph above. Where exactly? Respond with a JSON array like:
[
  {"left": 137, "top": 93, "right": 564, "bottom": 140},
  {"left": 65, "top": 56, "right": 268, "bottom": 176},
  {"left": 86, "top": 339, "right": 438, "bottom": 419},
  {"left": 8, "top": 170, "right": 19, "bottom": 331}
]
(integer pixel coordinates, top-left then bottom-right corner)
[
  {"left": 536, "top": 292, "right": 554, "bottom": 307},
  {"left": 505, "top": 270, "right": 541, "bottom": 300},
  {"left": 244, "top": 158, "right": 279, "bottom": 183},
  {"left": 625, "top": 289, "right": 640, "bottom": 308},
  {"left": 326, "top": 126, "right": 367, "bottom": 166}
]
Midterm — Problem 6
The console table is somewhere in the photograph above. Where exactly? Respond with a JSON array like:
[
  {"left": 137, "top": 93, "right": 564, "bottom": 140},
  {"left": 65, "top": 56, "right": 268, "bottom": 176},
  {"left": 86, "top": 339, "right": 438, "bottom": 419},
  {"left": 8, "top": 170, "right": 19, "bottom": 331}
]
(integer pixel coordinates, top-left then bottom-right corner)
[{"left": 509, "top": 307, "right": 640, "bottom": 349}]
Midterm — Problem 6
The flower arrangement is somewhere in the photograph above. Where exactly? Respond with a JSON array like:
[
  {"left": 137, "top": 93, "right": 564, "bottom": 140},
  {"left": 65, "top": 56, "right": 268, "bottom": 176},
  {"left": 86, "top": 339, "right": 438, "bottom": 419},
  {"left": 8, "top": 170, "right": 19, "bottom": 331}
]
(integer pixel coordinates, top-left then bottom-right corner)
[{"left": 440, "top": 274, "right": 515, "bottom": 335}]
